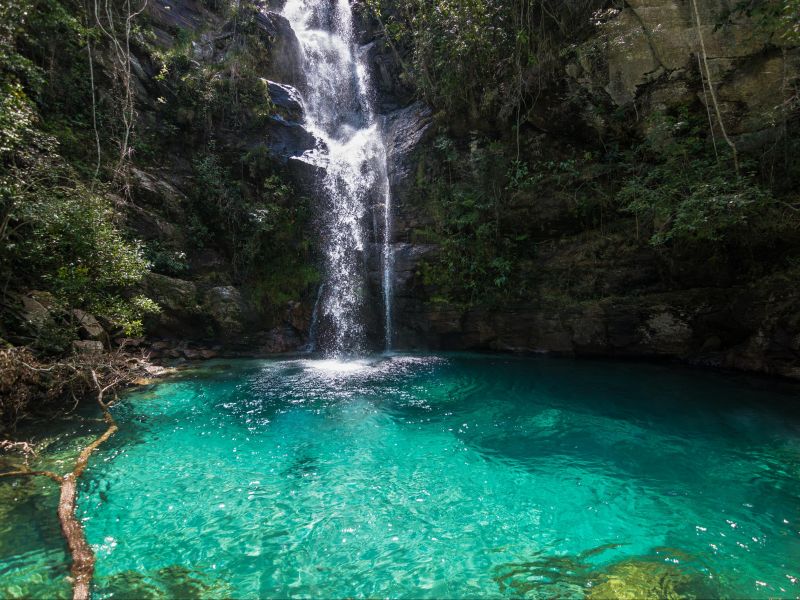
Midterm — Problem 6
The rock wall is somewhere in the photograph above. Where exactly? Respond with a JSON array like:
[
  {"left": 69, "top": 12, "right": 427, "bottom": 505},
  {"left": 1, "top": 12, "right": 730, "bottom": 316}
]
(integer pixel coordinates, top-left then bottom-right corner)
[{"left": 120, "top": 0, "right": 316, "bottom": 353}]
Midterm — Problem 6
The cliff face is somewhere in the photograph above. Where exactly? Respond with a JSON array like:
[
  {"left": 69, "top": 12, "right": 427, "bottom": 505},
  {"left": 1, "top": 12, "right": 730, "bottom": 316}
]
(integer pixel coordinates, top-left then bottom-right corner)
[
  {"left": 368, "top": 0, "right": 800, "bottom": 378},
  {"left": 96, "top": 0, "right": 800, "bottom": 376},
  {"left": 112, "top": 0, "right": 319, "bottom": 354}
]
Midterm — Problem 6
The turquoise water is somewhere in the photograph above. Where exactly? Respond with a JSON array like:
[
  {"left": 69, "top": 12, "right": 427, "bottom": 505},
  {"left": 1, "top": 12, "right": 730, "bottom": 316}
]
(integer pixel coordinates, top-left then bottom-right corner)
[{"left": 1, "top": 354, "right": 800, "bottom": 598}]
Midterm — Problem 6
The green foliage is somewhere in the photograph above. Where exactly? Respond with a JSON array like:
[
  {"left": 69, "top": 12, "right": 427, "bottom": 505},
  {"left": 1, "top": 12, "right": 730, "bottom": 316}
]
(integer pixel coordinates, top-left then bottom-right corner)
[
  {"left": 417, "top": 135, "right": 534, "bottom": 304},
  {"left": 1, "top": 0, "right": 156, "bottom": 347},
  {"left": 3, "top": 168, "right": 154, "bottom": 332},
  {"left": 144, "top": 242, "right": 189, "bottom": 276},
  {"left": 784, "top": 0, "right": 800, "bottom": 41},
  {"left": 368, "top": 0, "right": 602, "bottom": 121},
  {"left": 730, "top": 0, "right": 800, "bottom": 43},
  {"left": 146, "top": 7, "right": 275, "bottom": 141},
  {"left": 189, "top": 145, "right": 317, "bottom": 316},
  {"left": 618, "top": 112, "right": 779, "bottom": 246}
]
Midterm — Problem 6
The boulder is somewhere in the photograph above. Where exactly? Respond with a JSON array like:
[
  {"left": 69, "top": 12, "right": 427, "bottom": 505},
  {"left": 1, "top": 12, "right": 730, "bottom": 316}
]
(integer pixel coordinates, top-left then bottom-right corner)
[
  {"left": 72, "top": 340, "right": 104, "bottom": 354},
  {"left": 129, "top": 167, "right": 187, "bottom": 221},
  {"left": 142, "top": 273, "right": 198, "bottom": 312},
  {"left": 21, "top": 295, "right": 51, "bottom": 327},
  {"left": 72, "top": 309, "right": 105, "bottom": 340},
  {"left": 203, "top": 286, "right": 246, "bottom": 335},
  {"left": 263, "top": 118, "right": 317, "bottom": 163}
]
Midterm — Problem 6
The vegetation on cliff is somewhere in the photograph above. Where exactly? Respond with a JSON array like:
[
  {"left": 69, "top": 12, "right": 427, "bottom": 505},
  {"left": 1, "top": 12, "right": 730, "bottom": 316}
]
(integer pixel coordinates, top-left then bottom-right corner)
[
  {"left": 368, "top": 0, "right": 800, "bottom": 307},
  {"left": 1, "top": 0, "right": 319, "bottom": 425}
]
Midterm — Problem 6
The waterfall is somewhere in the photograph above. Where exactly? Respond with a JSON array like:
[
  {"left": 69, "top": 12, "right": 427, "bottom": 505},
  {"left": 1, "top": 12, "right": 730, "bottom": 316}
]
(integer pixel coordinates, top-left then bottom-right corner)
[{"left": 283, "top": 0, "right": 393, "bottom": 355}]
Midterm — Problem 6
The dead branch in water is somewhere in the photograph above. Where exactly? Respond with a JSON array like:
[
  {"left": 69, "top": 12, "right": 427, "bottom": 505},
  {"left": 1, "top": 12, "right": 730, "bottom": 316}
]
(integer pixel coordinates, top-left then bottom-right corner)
[{"left": 0, "top": 352, "right": 154, "bottom": 600}]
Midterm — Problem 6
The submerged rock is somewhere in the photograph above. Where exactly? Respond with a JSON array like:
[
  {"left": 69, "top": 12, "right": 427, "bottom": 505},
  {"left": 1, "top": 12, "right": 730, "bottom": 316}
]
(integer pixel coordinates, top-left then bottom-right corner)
[{"left": 587, "top": 558, "right": 719, "bottom": 599}]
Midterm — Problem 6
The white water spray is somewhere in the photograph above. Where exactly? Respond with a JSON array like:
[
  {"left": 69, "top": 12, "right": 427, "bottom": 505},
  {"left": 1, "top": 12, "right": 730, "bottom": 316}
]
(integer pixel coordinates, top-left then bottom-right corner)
[{"left": 283, "top": 0, "right": 393, "bottom": 355}]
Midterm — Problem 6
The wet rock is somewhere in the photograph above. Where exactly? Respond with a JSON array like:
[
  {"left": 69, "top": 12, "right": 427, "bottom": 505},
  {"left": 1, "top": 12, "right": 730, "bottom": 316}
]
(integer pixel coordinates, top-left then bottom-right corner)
[
  {"left": 265, "top": 80, "right": 304, "bottom": 121},
  {"left": 263, "top": 118, "right": 317, "bottom": 163},
  {"left": 392, "top": 243, "right": 435, "bottom": 288},
  {"left": 287, "top": 150, "right": 327, "bottom": 196},
  {"left": 383, "top": 102, "right": 433, "bottom": 196},
  {"left": 360, "top": 40, "right": 414, "bottom": 111},
  {"left": 381, "top": 102, "right": 434, "bottom": 245},
  {"left": 258, "top": 326, "right": 303, "bottom": 353}
]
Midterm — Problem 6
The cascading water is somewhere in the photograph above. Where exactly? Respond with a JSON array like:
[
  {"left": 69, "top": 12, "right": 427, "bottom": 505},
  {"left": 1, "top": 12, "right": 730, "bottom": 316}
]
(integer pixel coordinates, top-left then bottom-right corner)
[{"left": 283, "top": 0, "right": 393, "bottom": 355}]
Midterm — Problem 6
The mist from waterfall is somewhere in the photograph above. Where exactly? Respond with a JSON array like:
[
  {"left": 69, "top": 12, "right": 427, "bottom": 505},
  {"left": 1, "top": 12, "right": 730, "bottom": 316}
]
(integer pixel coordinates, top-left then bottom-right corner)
[{"left": 283, "top": 0, "right": 393, "bottom": 356}]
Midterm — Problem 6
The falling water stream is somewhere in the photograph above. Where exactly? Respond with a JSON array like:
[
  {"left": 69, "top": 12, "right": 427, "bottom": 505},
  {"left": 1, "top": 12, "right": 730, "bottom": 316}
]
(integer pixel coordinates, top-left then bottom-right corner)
[{"left": 283, "top": 0, "right": 393, "bottom": 355}]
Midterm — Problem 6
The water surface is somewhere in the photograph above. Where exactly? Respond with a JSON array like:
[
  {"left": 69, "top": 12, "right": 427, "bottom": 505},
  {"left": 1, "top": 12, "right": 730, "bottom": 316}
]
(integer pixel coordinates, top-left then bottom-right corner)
[{"left": 1, "top": 354, "right": 799, "bottom": 598}]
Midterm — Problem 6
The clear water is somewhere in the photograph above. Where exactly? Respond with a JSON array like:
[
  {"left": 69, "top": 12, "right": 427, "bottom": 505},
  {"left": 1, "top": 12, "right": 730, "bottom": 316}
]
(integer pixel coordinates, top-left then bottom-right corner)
[
  {"left": 1, "top": 354, "right": 799, "bottom": 598},
  {"left": 285, "top": 0, "right": 394, "bottom": 354}
]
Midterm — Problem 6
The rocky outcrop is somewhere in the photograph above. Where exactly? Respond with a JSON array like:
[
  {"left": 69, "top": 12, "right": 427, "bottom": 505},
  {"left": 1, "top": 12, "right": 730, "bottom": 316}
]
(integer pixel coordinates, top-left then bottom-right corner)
[
  {"left": 72, "top": 309, "right": 105, "bottom": 341},
  {"left": 110, "top": 0, "right": 319, "bottom": 353},
  {"left": 145, "top": 0, "right": 221, "bottom": 47},
  {"left": 382, "top": 102, "right": 434, "bottom": 238},
  {"left": 203, "top": 286, "right": 247, "bottom": 337},
  {"left": 394, "top": 278, "right": 800, "bottom": 379},
  {"left": 140, "top": 273, "right": 206, "bottom": 338},
  {"left": 122, "top": 0, "right": 800, "bottom": 377},
  {"left": 573, "top": 0, "right": 799, "bottom": 141},
  {"left": 253, "top": 10, "right": 305, "bottom": 88}
]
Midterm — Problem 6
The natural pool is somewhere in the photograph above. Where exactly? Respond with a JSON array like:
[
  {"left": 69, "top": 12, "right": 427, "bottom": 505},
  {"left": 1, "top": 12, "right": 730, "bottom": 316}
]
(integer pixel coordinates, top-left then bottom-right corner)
[{"left": 1, "top": 353, "right": 799, "bottom": 598}]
